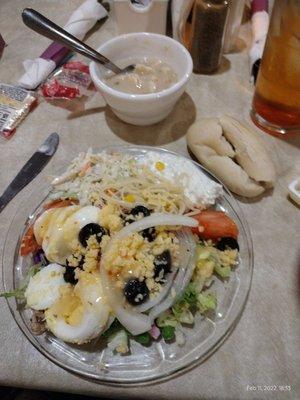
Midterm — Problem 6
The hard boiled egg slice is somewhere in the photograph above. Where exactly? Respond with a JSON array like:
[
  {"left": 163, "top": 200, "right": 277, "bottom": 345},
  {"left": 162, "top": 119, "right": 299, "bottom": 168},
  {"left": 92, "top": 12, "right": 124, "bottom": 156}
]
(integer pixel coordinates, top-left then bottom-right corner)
[
  {"left": 33, "top": 205, "right": 101, "bottom": 265},
  {"left": 45, "top": 271, "right": 111, "bottom": 344},
  {"left": 33, "top": 208, "right": 57, "bottom": 246},
  {"left": 25, "top": 263, "right": 67, "bottom": 310},
  {"left": 34, "top": 206, "right": 80, "bottom": 263},
  {"left": 62, "top": 206, "right": 102, "bottom": 252}
]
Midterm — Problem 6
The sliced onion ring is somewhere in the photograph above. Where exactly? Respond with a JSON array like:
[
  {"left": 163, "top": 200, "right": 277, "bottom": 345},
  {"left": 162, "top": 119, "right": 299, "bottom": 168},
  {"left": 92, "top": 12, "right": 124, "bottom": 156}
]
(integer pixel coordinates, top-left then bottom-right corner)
[
  {"left": 149, "top": 229, "right": 196, "bottom": 320},
  {"left": 105, "top": 213, "right": 198, "bottom": 250},
  {"left": 135, "top": 229, "right": 195, "bottom": 313},
  {"left": 100, "top": 213, "right": 198, "bottom": 335},
  {"left": 135, "top": 261, "right": 177, "bottom": 313},
  {"left": 100, "top": 269, "right": 152, "bottom": 336}
]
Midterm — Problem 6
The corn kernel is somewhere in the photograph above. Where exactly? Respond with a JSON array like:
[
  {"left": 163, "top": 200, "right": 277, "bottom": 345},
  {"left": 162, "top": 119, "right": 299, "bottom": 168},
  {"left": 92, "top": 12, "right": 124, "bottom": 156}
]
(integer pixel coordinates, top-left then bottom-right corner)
[
  {"left": 123, "top": 194, "right": 136, "bottom": 203},
  {"left": 155, "top": 161, "right": 165, "bottom": 171}
]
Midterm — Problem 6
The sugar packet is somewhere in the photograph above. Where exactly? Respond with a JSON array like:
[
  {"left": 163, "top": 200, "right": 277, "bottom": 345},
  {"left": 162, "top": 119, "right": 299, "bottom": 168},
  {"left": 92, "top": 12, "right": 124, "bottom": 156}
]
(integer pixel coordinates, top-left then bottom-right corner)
[{"left": 0, "top": 83, "right": 37, "bottom": 139}]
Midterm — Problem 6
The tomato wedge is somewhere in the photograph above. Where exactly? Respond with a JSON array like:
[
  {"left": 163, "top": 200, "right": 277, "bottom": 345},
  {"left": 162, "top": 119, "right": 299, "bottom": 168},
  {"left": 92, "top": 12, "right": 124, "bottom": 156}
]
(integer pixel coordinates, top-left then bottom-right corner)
[
  {"left": 20, "top": 225, "right": 40, "bottom": 256},
  {"left": 43, "top": 198, "right": 78, "bottom": 210},
  {"left": 191, "top": 210, "right": 238, "bottom": 240}
]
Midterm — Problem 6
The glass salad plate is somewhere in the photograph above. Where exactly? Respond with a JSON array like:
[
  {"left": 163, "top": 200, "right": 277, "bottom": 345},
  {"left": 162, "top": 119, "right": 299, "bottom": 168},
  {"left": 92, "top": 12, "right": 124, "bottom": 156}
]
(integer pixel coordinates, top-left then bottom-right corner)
[{"left": 2, "top": 145, "right": 253, "bottom": 385}]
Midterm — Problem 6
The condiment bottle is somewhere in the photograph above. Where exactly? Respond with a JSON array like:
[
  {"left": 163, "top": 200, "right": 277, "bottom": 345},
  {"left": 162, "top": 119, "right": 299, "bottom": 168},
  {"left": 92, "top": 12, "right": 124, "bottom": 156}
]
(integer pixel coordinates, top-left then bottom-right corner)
[{"left": 189, "top": 0, "right": 229, "bottom": 73}]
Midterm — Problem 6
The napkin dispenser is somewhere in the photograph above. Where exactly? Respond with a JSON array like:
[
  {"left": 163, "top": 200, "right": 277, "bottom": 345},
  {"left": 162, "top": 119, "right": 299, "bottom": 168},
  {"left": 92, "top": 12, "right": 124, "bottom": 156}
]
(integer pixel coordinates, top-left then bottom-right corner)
[{"left": 114, "top": 0, "right": 168, "bottom": 35}]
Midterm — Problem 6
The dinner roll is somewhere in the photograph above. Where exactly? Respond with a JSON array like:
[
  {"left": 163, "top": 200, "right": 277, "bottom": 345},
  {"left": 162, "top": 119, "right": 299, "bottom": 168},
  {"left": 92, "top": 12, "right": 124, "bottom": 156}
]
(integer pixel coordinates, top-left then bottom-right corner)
[
  {"left": 187, "top": 116, "right": 276, "bottom": 197},
  {"left": 219, "top": 116, "right": 276, "bottom": 187}
]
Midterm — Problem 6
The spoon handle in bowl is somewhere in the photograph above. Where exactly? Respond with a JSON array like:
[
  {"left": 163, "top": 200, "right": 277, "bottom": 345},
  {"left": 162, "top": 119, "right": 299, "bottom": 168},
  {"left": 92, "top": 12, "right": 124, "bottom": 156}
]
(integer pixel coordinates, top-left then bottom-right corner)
[{"left": 22, "top": 8, "right": 122, "bottom": 74}]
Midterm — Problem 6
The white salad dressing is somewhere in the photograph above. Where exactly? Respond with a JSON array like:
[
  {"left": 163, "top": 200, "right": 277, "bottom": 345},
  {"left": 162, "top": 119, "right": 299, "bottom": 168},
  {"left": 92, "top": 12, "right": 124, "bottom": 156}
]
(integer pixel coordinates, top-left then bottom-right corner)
[{"left": 138, "top": 151, "right": 223, "bottom": 206}]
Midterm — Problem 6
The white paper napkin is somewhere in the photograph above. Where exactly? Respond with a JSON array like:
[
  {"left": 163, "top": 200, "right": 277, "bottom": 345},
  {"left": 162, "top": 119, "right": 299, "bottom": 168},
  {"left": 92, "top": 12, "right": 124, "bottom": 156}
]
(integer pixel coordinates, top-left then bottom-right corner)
[
  {"left": 19, "top": 58, "right": 57, "bottom": 90},
  {"left": 249, "top": 10, "right": 269, "bottom": 69},
  {"left": 64, "top": 0, "right": 107, "bottom": 39},
  {"left": 18, "top": 0, "right": 108, "bottom": 90}
]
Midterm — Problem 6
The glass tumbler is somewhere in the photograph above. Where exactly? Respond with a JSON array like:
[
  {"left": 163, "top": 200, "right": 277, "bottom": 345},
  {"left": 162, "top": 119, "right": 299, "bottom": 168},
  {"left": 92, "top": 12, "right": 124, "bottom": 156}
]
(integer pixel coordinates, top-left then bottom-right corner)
[{"left": 251, "top": 0, "right": 300, "bottom": 136}]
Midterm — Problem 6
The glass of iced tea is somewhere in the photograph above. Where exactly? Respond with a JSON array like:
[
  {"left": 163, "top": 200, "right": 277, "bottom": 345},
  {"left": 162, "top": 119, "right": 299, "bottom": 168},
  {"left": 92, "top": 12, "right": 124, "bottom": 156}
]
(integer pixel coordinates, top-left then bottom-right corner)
[{"left": 251, "top": 0, "right": 300, "bottom": 136}]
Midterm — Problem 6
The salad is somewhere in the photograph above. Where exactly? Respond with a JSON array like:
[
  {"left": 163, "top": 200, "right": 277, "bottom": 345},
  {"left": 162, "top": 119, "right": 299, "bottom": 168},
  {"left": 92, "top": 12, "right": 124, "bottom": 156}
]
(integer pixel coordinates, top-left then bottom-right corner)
[{"left": 1, "top": 150, "right": 239, "bottom": 353}]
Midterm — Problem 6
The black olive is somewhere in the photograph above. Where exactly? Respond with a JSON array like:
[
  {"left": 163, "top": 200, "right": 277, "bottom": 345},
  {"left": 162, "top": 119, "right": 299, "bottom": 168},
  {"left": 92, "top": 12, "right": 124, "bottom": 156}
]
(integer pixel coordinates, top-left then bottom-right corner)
[
  {"left": 122, "top": 205, "right": 155, "bottom": 240},
  {"left": 154, "top": 250, "right": 172, "bottom": 281},
  {"left": 130, "top": 205, "right": 151, "bottom": 217},
  {"left": 77, "top": 256, "right": 85, "bottom": 269},
  {"left": 216, "top": 237, "right": 239, "bottom": 251},
  {"left": 141, "top": 227, "right": 156, "bottom": 242},
  {"left": 124, "top": 278, "right": 149, "bottom": 305},
  {"left": 124, "top": 217, "right": 135, "bottom": 226},
  {"left": 78, "top": 223, "right": 107, "bottom": 247},
  {"left": 63, "top": 266, "right": 78, "bottom": 285}
]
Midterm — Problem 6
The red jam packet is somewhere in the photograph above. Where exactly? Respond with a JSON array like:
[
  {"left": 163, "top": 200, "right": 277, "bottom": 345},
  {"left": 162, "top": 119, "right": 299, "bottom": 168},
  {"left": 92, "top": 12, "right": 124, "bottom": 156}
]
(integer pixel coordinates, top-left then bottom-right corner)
[
  {"left": 0, "top": 83, "right": 37, "bottom": 139},
  {"left": 40, "top": 61, "right": 91, "bottom": 100}
]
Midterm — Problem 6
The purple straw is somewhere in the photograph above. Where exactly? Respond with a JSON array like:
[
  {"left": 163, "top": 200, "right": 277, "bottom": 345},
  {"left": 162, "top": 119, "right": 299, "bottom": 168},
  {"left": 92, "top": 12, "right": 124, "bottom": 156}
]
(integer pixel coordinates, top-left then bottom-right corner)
[
  {"left": 40, "top": 42, "right": 70, "bottom": 65},
  {"left": 251, "top": 0, "right": 268, "bottom": 13}
]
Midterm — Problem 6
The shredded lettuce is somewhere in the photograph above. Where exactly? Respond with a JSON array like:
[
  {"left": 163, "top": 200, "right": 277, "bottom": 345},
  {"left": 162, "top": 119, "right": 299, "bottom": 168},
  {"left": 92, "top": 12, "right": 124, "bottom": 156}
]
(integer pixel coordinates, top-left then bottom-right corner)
[
  {"left": 195, "top": 241, "right": 234, "bottom": 281},
  {"left": 167, "top": 240, "right": 236, "bottom": 332},
  {"left": 214, "top": 264, "right": 231, "bottom": 279},
  {"left": 156, "top": 312, "right": 179, "bottom": 328},
  {"left": 182, "top": 282, "right": 198, "bottom": 307},
  {"left": 103, "top": 319, "right": 153, "bottom": 347},
  {"left": 172, "top": 300, "right": 194, "bottom": 324},
  {"left": 197, "top": 293, "right": 217, "bottom": 313},
  {"left": 48, "top": 191, "right": 78, "bottom": 200},
  {"left": 0, "top": 263, "right": 41, "bottom": 300},
  {"left": 171, "top": 283, "right": 197, "bottom": 324},
  {"left": 107, "top": 329, "right": 129, "bottom": 354},
  {"left": 102, "top": 319, "right": 120, "bottom": 339},
  {"left": 0, "top": 287, "right": 26, "bottom": 300},
  {"left": 195, "top": 245, "right": 216, "bottom": 281},
  {"left": 175, "top": 327, "right": 186, "bottom": 346},
  {"left": 176, "top": 308, "right": 194, "bottom": 324}
]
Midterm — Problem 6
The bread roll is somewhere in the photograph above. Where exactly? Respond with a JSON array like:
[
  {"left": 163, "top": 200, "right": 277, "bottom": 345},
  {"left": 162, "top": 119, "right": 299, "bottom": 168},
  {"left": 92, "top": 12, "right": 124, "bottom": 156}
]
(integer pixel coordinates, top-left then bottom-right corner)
[
  {"left": 219, "top": 116, "right": 276, "bottom": 187},
  {"left": 186, "top": 118, "right": 235, "bottom": 157},
  {"left": 187, "top": 116, "right": 276, "bottom": 198}
]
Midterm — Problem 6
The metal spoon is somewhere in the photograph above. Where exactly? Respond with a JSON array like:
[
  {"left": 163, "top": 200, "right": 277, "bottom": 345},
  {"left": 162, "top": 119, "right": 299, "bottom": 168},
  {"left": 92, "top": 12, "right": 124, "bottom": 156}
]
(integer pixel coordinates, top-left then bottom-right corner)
[{"left": 22, "top": 8, "right": 135, "bottom": 75}]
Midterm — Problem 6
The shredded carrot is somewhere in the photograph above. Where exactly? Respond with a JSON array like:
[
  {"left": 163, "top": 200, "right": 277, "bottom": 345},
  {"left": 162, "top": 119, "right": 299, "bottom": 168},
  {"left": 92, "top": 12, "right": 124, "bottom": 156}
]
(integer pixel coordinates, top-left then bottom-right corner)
[
  {"left": 105, "top": 188, "right": 117, "bottom": 196},
  {"left": 43, "top": 198, "right": 78, "bottom": 210},
  {"left": 78, "top": 161, "right": 92, "bottom": 177}
]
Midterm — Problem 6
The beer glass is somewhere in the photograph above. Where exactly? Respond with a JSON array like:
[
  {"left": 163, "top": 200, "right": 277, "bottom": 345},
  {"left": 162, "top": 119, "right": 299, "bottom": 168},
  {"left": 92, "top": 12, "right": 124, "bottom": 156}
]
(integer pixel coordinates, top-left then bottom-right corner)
[{"left": 251, "top": 0, "right": 300, "bottom": 135}]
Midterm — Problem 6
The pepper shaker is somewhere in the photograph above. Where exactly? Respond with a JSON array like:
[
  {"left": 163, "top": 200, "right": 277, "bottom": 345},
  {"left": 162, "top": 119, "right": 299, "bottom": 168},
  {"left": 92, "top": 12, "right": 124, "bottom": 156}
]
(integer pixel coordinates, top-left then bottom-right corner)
[{"left": 188, "top": 0, "right": 229, "bottom": 73}]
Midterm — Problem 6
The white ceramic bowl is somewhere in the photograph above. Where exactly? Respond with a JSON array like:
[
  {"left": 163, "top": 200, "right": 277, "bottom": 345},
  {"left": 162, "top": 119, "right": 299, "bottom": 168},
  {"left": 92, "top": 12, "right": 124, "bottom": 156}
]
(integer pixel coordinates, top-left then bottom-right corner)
[{"left": 89, "top": 33, "right": 193, "bottom": 125}]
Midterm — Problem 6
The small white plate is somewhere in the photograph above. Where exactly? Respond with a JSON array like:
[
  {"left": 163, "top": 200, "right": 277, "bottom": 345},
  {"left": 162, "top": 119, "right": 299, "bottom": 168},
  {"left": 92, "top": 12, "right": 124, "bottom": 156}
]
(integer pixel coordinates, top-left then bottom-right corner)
[{"left": 288, "top": 178, "right": 300, "bottom": 206}]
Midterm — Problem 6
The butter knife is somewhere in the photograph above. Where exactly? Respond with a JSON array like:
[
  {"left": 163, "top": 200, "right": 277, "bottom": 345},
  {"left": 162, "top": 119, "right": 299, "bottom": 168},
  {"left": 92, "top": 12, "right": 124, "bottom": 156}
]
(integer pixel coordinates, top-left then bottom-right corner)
[{"left": 0, "top": 133, "right": 59, "bottom": 213}]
